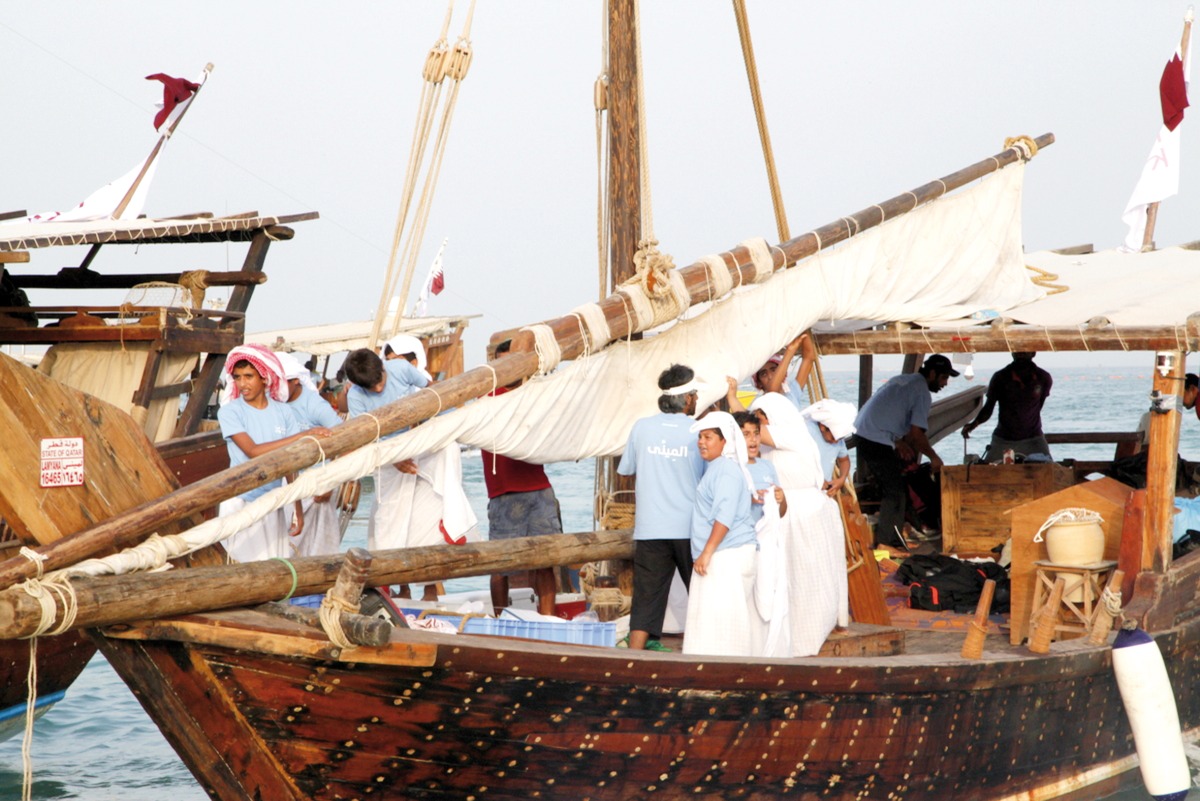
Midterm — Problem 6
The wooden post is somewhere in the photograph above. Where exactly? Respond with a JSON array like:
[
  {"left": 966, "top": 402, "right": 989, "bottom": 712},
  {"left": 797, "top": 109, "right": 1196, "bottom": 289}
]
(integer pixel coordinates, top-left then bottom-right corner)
[
  {"left": 857, "top": 354, "right": 874, "bottom": 408},
  {"left": 1088, "top": 568, "right": 1124, "bottom": 646},
  {"left": 1028, "top": 576, "right": 1065, "bottom": 654},
  {"left": 1143, "top": 352, "right": 1183, "bottom": 573},
  {"left": 174, "top": 228, "right": 275, "bottom": 437},
  {"left": 960, "top": 578, "right": 996, "bottom": 659},
  {"left": 328, "top": 547, "right": 372, "bottom": 609}
]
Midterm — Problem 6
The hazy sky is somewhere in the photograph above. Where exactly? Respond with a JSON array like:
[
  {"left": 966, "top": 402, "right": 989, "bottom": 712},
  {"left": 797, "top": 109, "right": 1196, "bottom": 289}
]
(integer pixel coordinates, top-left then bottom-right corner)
[{"left": 2, "top": 2, "right": 1196, "bottom": 376}]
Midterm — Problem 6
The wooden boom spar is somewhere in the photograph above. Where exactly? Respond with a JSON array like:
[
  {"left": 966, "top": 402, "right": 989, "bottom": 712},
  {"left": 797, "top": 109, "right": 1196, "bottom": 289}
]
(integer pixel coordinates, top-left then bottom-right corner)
[
  {"left": 0, "top": 531, "right": 633, "bottom": 640},
  {"left": 0, "top": 134, "right": 1053, "bottom": 589}
]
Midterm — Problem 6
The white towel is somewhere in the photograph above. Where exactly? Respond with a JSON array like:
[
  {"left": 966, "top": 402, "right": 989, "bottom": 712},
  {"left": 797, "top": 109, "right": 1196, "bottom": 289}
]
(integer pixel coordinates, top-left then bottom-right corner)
[
  {"left": 754, "top": 491, "right": 792, "bottom": 658},
  {"left": 370, "top": 443, "right": 478, "bottom": 551}
]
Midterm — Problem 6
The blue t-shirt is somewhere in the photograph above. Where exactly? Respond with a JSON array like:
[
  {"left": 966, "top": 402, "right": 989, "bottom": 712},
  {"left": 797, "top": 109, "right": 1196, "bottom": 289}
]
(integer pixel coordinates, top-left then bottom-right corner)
[
  {"left": 745, "top": 458, "right": 780, "bottom": 523},
  {"left": 347, "top": 359, "right": 429, "bottom": 436},
  {"left": 289, "top": 386, "right": 342, "bottom": 429},
  {"left": 617, "top": 412, "right": 704, "bottom": 540},
  {"left": 853, "top": 373, "right": 931, "bottom": 447},
  {"left": 218, "top": 397, "right": 303, "bottom": 502},
  {"left": 690, "top": 457, "right": 756, "bottom": 558},
  {"left": 805, "top": 418, "right": 849, "bottom": 482}
]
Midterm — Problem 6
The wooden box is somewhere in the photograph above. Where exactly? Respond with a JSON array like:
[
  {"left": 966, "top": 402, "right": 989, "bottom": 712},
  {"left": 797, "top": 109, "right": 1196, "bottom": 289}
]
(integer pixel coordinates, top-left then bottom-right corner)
[
  {"left": 1008, "top": 477, "right": 1132, "bottom": 644},
  {"left": 941, "top": 463, "right": 1075, "bottom": 554}
]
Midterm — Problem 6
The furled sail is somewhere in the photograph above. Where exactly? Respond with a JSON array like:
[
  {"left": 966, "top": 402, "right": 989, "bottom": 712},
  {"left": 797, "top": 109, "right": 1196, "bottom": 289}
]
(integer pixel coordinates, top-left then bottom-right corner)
[
  {"left": 47, "top": 161, "right": 1043, "bottom": 579},
  {"left": 387, "top": 162, "right": 1038, "bottom": 463}
]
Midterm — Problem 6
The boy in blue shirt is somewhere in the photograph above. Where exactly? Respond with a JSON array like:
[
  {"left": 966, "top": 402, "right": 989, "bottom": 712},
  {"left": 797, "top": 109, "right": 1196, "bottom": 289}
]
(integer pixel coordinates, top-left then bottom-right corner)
[{"left": 217, "top": 344, "right": 333, "bottom": 562}]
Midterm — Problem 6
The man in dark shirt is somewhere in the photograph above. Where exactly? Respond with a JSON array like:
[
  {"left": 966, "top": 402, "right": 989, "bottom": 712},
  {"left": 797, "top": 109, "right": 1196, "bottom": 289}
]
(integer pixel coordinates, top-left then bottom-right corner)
[
  {"left": 482, "top": 340, "right": 561, "bottom": 616},
  {"left": 962, "top": 352, "right": 1053, "bottom": 461}
]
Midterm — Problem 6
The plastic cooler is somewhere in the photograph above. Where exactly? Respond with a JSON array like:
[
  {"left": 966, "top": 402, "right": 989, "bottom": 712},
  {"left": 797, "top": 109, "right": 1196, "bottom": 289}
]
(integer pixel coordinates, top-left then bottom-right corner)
[{"left": 426, "top": 610, "right": 616, "bottom": 647}]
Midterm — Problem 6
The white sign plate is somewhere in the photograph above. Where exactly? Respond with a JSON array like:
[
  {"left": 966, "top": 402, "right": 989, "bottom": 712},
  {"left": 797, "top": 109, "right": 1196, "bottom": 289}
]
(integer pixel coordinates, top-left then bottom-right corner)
[{"left": 40, "top": 437, "right": 85, "bottom": 488}]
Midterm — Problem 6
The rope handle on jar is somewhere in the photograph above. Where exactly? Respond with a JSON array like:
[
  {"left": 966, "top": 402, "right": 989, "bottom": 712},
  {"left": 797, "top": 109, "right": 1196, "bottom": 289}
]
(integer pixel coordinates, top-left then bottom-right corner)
[{"left": 1032, "top": 507, "right": 1104, "bottom": 543}]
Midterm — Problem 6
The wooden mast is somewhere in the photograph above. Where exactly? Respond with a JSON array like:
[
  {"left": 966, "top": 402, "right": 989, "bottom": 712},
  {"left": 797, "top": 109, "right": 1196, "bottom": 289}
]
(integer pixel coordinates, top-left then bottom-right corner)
[
  {"left": 607, "top": 0, "right": 641, "bottom": 287},
  {"left": 600, "top": 0, "right": 641, "bottom": 550}
]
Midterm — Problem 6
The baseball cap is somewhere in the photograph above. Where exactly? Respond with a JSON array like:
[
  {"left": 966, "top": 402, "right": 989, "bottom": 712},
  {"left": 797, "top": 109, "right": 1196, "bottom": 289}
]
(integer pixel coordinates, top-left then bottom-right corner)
[{"left": 923, "top": 354, "right": 960, "bottom": 377}]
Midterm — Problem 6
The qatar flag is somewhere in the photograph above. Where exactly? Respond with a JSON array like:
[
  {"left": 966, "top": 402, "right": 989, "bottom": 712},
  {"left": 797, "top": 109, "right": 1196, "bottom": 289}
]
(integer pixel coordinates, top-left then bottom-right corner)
[
  {"left": 146, "top": 72, "right": 202, "bottom": 131},
  {"left": 20, "top": 67, "right": 210, "bottom": 224},
  {"left": 1121, "top": 45, "right": 1191, "bottom": 251},
  {"left": 414, "top": 239, "right": 448, "bottom": 316}
]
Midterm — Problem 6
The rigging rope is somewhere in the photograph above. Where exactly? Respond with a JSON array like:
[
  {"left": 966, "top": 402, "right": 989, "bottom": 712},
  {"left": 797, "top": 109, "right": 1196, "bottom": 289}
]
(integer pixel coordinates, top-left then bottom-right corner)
[
  {"left": 369, "top": 1, "right": 476, "bottom": 350},
  {"left": 732, "top": 0, "right": 790, "bottom": 243}
]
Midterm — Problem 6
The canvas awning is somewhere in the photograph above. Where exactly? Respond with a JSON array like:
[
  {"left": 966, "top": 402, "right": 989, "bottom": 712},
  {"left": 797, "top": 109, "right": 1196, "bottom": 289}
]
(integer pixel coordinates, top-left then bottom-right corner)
[
  {"left": 0, "top": 212, "right": 318, "bottom": 251},
  {"left": 813, "top": 245, "right": 1200, "bottom": 355},
  {"left": 247, "top": 315, "right": 478, "bottom": 357}
]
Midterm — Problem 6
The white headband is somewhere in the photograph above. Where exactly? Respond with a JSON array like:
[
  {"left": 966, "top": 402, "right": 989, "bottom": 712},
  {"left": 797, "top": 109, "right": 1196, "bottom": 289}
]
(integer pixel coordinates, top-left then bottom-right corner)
[{"left": 662, "top": 379, "right": 703, "bottom": 396}]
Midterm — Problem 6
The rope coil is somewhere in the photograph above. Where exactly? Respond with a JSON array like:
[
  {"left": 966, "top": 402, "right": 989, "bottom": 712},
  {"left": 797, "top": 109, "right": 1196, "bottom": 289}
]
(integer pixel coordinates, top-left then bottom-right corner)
[
  {"left": 318, "top": 592, "right": 359, "bottom": 650},
  {"left": 519, "top": 324, "right": 563, "bottom": 375},
  {"left": 741, "top": 237, "right": 775, "bottom": 283},
  {"left": 570, "top": 302, "right": 612, "bottom": 353},
  {"left": 1004, "top": 135, "right": 1039, "bottom": 161}
]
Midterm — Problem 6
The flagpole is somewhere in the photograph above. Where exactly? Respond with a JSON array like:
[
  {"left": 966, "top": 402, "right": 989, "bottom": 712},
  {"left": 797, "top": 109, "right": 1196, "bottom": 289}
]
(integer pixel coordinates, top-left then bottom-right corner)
[
  {"left": 1142, "top": 10, "right": 1193, "bottom": 251},
  {"left": 111, "top": 63, "right": 214, "bottom": 220}
]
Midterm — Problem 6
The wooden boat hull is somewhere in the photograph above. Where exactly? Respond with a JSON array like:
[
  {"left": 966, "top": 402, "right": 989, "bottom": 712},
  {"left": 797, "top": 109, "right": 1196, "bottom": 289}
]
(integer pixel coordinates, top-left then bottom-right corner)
[
  {"left": 0, "top": 632, "right": 94, "bottom": 743},
  {"left": 97, "top": 608, "right": 1200, "bottom": 801}
]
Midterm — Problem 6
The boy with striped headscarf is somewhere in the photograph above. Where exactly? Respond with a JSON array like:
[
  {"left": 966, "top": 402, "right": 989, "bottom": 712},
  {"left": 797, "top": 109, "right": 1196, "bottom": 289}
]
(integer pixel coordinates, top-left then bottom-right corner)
[{"left": 217, "top": 344, "right": 333, "bottom": 562}]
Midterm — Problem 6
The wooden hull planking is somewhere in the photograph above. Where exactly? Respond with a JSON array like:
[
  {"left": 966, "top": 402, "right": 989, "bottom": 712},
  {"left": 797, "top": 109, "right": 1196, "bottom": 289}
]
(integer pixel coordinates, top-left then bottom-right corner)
[{"left": 96, "top": 608, "right": 1200, "bottom": 801}]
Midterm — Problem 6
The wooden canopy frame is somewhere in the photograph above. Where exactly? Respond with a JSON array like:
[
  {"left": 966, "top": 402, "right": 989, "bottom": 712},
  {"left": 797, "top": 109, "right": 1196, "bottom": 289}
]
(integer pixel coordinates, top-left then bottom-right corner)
[{"left": 0, "top": 211, "right": 318, "bottom": 438}]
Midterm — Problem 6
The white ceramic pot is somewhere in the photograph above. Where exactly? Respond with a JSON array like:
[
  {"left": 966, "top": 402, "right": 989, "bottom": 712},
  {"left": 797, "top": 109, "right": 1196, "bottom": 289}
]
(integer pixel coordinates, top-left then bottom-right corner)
[{"left": 1044, "top": 519, "right": 1105, "bottom": 566}]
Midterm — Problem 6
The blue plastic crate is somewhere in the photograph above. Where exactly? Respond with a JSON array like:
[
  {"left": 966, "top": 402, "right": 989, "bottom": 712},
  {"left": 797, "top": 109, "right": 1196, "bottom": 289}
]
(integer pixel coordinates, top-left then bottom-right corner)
[
  {"left": 427, "top": 612, "right": 615, "bottom": 647},
  {"left": 288, "top": 594, "right": 323, "bottom": 608}
]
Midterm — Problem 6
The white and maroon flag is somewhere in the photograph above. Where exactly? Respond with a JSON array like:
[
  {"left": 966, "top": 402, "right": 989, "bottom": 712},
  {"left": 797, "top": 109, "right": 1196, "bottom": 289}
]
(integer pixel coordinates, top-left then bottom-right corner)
[
  {"left": 22, "top": 67, "right": 210, "bottom": 224},
  {"left": 146, "top": 72, "right": 202, "bottom": 133},
  {"left": 1121, "top": 43, "right": 1191, "bottom": 251},
  {"left": 414, "top": 238, "right": 448, "bottom": 316}
]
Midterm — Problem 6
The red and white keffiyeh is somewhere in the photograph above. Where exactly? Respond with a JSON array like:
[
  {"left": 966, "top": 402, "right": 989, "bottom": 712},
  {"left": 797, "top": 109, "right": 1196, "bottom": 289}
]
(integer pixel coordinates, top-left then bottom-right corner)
[{"left": 226, "top": 343, "right": 288, "bottom": 402}]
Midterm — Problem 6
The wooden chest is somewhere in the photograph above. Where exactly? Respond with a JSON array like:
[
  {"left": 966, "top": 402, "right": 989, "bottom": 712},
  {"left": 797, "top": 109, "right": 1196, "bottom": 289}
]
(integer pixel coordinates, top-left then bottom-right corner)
[{"left": 940, "top": 463, "right": 1075, "bottom": 553}]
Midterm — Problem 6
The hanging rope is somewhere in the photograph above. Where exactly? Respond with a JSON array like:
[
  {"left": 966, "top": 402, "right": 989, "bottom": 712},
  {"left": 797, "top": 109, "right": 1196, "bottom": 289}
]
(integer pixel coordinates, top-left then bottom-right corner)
[
  {"left": 369, "top": 1, "right": 477, "bottom": 350},
  {"left": 732, "top": 0, "right": 790, "bottom": 243}
]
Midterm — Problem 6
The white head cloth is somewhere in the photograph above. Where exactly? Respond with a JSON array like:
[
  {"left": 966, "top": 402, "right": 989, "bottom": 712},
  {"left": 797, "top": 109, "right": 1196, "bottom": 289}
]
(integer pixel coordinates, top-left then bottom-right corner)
[
  {"left": 275, "top": 351, "right": 316, "bottom": 392},
  {"left": 801, "top": 398, "right": 858, "bottom": 441},
  {"left": 750, "top": 392, "right": 825, "bottom": 489},
  {"left": 384, "top": 334, "right": 427, "bottom": 371},
  {"left": 691, "top": 411, "right": 755, "bottom": 493}
]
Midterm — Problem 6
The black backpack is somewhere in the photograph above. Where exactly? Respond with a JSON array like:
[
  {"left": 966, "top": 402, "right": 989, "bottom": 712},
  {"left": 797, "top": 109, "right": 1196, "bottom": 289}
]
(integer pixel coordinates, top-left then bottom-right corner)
[{"left": 896, "top": 553, "right": 1010, "bottom": 614}]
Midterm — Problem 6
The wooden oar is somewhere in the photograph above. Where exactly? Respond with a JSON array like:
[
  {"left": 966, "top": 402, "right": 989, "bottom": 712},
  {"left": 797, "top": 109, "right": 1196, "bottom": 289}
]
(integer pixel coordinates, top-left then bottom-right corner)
[{"left": 0, "top": 530, "right": 633, "bottom": 639}]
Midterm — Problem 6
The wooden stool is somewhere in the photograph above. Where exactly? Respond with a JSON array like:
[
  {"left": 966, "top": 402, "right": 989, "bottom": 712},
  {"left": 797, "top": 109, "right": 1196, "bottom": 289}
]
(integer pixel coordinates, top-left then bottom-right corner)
[{"left": 1029, "top": 560, "right": 1118, "bottom": 641}]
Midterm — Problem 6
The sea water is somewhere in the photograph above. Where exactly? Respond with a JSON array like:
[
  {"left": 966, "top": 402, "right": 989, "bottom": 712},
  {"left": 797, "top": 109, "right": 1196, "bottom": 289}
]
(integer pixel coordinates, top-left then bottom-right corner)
[{"left": 2, "top": 366, "right": 1199, "bottom": 799}]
